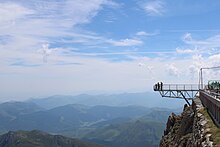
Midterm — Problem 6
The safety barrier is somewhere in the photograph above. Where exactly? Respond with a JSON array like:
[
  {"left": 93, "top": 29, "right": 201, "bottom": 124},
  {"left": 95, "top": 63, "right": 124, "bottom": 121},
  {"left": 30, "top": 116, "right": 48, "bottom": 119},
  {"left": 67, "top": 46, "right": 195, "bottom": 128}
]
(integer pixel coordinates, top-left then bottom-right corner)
[
  {"left": 153, "top": 84, "right": 200, "bottom": 91},
  {"left": 200, "top": 91, "right": 220, "bottom": 127}
]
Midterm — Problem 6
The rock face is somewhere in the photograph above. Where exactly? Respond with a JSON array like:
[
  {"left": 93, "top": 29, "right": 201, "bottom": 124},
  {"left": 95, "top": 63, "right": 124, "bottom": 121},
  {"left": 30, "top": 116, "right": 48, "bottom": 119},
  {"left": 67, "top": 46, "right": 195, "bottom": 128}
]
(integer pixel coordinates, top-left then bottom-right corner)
[{"left": 160, "top": 97, "right": 213, "bottom": 147}]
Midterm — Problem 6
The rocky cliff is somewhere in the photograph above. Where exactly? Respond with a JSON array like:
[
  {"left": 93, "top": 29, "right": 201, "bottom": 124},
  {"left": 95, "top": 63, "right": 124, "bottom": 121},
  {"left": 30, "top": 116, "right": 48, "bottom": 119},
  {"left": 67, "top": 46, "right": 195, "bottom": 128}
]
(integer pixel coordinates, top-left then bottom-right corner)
[{"left": 160, "top": 97, "right": 215, "bottom": 146}]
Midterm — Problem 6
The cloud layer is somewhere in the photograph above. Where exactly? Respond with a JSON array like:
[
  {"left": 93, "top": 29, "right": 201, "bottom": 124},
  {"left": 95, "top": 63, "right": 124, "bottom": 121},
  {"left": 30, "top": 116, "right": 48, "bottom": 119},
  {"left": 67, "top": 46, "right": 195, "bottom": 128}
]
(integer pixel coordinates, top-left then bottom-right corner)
[{"left": 1, "top": 0, "right": 220, "bottom": 100}]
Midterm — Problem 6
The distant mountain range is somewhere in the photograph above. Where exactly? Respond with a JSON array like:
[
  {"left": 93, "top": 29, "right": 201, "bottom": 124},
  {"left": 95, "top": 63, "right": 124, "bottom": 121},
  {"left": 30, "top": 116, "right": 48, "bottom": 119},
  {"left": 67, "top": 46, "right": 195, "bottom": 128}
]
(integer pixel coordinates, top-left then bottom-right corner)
[
  {"left": 0, "top": 93, "right": 183, "bottom": 147},
  {"left": 0, "top": 101, "right": 170, "bottom": 134},
  {"left": 28, "top": 92, "right": 185, "bottom": 109},
  {"left": 0, "top": 130, "right": 105, "bottom": 147},
  {"left": 0, "top": 102, "right": 44, "bottom": 132}
]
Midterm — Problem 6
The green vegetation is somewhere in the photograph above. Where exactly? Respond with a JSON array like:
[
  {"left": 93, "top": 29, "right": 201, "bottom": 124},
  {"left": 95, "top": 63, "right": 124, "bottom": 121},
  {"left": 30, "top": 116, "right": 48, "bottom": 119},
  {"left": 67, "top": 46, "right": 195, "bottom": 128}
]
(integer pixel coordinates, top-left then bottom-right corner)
[
  {"left": 84, "top": 120, "right": 164, "bottom": 147},
  {"left": 0, "top": 130, "right": 105, "bottom": 147},
  {"left": 200, "top": 108, "right": 220, "bottom": 145},
  {"left": 208, "top": 80, "right": 220, "bottom": 90}
]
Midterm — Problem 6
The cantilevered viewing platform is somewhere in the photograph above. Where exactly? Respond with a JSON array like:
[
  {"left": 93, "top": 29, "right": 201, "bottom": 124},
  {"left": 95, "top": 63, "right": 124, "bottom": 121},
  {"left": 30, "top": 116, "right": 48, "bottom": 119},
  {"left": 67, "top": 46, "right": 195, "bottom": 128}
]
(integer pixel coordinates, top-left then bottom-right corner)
[
  {"left": 153, "top": 83, "right": 200, "bottom": 105},
  {"left": 153, "top": 82, "right": 220, "bottom": 127},
  {"left": 153, "top": 66, "right": 220, "bottom": 127}
]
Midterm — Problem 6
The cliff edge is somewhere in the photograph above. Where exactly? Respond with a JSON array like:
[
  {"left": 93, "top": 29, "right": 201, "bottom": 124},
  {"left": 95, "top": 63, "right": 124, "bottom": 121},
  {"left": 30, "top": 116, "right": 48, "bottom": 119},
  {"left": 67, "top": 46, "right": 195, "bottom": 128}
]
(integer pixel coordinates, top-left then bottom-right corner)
[{"left": 160, "top": 97, "right": 215, "bottom": 146}]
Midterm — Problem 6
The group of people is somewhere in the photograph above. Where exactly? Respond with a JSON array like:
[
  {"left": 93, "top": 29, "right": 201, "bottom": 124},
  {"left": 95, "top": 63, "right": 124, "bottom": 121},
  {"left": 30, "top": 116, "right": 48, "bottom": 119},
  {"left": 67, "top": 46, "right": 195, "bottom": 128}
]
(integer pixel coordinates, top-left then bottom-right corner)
[
  {"left": 207, "top": 81, "right": 220, "bottom": 94},
  {"left": 154, "top": 82, "right": 163, "bottom": 91}
]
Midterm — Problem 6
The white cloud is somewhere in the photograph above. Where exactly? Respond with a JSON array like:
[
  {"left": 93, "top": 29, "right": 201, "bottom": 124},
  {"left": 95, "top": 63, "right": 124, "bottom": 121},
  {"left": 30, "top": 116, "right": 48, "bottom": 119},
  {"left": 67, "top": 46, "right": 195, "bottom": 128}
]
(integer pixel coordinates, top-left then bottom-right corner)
[
  {"left": 136, "top": 31, "right": 159, "bottom": 36},
  {"left": 1, "top": 48, "right": 214, "bottom": 100},
  {"left": 4, "top": 1, "right": 220, "bottom": 101},
  {"left": 0, "top": 2, "right": 33, "bottom": 24},
  {"left": 136, "top": 31, "right": 148, "bottom": 36},
  {"left": 176, "top": 48, "right": 195, "bottom": 54},
  {"left": 192, "top": 54, "right": 204, "bottom": 68},
  {"left": 166, "top": 63, "right": 179, "bottom": 77},
  {"left": 0, "top": 1, "right": 115, "bottom": 45},
  {"left": 37, "top": 43, "right": 58, "bottom": 63},
  {"left": 143, "top": 1, "right": 165, "bottom": 16},
  {"left": 0, "top": 52, "right": 195, "bottom": 100},
  {"left": 203, "top": 35, "right": 220, "bottom": 47},
  {"left": 182, "top": 33, "right": 220, "bottom": 49},
  {"left": 179, "top": 33, "right": 220, "bottom": 64},
  {"left": 0, "top": 56, "right": 154, "bottom": 100},
  {"left": 138, "top": 62, "right": 146, "bottom": 67},
  {"left": 107, "top": 38, "right": 143, "bottom": 46},
  {"left": 208, "top": 54, "right": 220, "bottom": 67},
  {"left": 0, "top": 0, "right": 120, "bottom": 64},
  {"left": 188, "top": 65, "right": 197, "bottom": 80}
]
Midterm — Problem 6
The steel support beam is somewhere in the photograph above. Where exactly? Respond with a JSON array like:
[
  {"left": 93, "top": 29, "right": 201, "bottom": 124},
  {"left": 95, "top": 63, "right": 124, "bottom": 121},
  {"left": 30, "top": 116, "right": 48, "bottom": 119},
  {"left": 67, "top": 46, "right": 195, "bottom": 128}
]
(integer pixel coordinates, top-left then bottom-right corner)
[{"left": 179, "top": 91, "right": 191, "bottom": 106}]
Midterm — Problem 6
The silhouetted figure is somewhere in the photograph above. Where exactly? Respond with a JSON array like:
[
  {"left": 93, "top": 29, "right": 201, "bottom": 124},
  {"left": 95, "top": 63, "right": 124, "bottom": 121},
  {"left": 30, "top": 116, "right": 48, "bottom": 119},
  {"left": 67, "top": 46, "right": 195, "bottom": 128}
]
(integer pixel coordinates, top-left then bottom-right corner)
[
  {"left": 155, "top": 84, "right": 157, "bottom": 90},
  {"left": 161, "top": 82, "right": 163, "bottom": 90},
  {"left": 157, "top": 82, "right": 160, "bottom": 90}
]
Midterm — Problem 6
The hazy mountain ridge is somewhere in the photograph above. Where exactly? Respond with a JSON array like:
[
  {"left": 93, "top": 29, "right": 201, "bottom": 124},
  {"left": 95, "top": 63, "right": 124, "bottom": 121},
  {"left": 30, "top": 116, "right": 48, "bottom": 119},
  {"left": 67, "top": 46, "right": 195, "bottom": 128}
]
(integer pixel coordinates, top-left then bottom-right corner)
[
  {"left": 0, "top": 130, "right": 105, "bottom": 147},
  {"left": 0, "top": 101, "right": 43, "bottom": 119},
  {"left": 0, "top": 102, "right": 44, "bottom": 133},
  {"left": 4, "top": 104, "right": 156, "bottom": 133},
  {"left": 0, "top": 93, "right": 182, "bottom": 147},
  {"left": 28, "top": 92, "right": 185, "bottom": 109}
]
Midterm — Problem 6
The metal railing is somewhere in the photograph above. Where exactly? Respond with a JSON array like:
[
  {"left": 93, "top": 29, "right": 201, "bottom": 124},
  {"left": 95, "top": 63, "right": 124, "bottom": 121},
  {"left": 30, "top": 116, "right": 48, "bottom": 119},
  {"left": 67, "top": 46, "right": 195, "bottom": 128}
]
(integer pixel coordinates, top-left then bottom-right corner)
[
  {"left": 154, "top": 84, "right": 201, "bottom": 91},
  {"left": 204, "top": 91, "right": 220, "bottom": 100},
  {"left": 162, "top": 84, "right": 200, "bottom": 91}
]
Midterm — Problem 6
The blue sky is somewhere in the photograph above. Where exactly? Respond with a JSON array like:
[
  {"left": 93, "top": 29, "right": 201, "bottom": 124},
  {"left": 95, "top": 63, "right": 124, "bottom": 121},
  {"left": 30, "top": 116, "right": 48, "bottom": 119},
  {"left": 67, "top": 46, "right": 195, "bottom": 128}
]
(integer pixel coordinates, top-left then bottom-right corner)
[{"left": 1, "top": 0, "right": 220, "bottom": 100}]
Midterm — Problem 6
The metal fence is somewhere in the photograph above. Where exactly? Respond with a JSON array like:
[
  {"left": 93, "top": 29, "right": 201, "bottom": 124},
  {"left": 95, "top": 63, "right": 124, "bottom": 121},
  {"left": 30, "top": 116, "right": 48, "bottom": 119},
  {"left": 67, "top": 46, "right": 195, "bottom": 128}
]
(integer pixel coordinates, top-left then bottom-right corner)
[
  {"left": 154, "top": 84, "right": 200, "bottom": 91},
  {"left": 164, "top": 84, "right": 199, "bottom": 91}
]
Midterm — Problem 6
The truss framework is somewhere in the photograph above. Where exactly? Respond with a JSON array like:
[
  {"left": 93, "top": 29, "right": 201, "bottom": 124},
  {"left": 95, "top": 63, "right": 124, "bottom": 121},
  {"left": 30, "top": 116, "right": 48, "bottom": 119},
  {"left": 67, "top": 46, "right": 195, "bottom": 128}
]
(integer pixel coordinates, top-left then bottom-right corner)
[
  {"left": 154, "top": 84, "right": 200, "bottom": 106},
  {"left": 158, "top": 90, "right": 198, "bottom": 106}
]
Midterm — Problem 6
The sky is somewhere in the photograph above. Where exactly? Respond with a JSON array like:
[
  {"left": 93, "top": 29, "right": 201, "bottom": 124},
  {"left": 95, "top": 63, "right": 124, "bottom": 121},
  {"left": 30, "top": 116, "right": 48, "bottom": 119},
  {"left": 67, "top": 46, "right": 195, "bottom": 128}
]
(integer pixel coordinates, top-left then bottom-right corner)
[{"left": 1, "top": 0, "right": 220, "bottom": 101}]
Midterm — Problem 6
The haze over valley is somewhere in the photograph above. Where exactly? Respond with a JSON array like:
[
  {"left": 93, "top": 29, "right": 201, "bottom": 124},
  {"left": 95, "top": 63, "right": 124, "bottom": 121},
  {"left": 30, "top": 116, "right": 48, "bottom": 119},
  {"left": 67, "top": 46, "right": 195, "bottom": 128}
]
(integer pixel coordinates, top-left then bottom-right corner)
[
  {"left": 1, "top": 0, "right": 220, "bottom": 146},
  {"left": 0, "top": 93, "right": 182, "bottom": 146}
]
